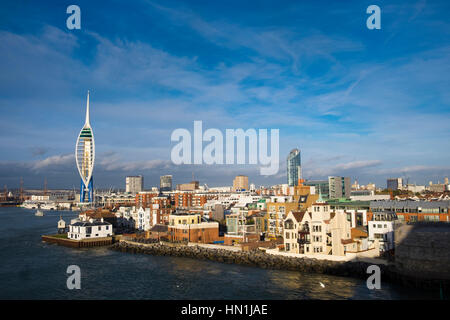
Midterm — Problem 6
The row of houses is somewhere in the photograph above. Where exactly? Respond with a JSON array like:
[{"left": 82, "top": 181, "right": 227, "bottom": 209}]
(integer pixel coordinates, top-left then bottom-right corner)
[{"left": 63, "top": 181, "right": 450, "bottom": 259}]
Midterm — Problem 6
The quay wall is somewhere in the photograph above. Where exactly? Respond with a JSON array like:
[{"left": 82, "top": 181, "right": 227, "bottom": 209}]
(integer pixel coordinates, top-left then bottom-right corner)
[
  {"left": 110, "top": 240, "right": 450, "bottom": 290},
  {"left": 395, "top": 223, "right": 450, "bottom": 281},
  {"left": 42, "top": 235, "right": 113, "bottom": 248}
]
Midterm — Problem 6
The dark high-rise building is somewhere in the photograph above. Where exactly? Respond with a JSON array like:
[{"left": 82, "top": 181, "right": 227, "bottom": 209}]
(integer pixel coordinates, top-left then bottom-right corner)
[
  {"left": 160, "top": 175, "right": 172, "bottom": 192},
  {"left": 287, "top": 149, "right": 301, "bottom": 187},
  {"left": 387, "top": 178, "right": 403, "bottom": 190}
]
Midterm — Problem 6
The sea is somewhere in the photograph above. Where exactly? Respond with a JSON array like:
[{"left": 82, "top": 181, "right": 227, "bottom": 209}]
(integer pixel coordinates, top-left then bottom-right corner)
[{"left": 0, "top": 207, "right": 439, "bottom": 300}]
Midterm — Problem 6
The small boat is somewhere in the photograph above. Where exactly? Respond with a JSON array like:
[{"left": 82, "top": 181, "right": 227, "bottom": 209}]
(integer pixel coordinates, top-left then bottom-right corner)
[{"left": 35, "top": 209, "right": 44, "bottom": 217}]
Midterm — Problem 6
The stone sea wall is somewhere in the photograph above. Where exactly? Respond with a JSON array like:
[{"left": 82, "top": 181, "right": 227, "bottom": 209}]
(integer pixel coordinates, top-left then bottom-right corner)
[
  {"left": 395, "top": 223, "right": 450, "bottom": 281},
  {"left": 109, "top": 240, "right": 449, "bottom": 290}
]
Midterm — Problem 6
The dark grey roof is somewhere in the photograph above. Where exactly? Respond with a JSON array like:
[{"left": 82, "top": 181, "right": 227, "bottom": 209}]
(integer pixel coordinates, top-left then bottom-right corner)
[
  {"left": 150, "top": 224, "right": 169, "bottom": 232},
  {"left": 71, "top": 221, "right": 112, "bottom": 227},
  {"left": 370, "top": 200, "right": 450, "bottom": 209}
]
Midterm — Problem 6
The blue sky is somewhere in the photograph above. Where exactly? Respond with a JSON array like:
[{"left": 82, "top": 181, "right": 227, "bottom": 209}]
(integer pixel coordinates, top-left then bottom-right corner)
[{"left": 0, "top": 0, "right": 449, "bottom": 189}]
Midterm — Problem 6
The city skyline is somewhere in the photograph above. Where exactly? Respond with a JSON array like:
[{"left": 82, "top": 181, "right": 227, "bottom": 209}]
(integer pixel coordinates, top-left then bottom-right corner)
[{"left": 0, "top": 0, "right": 449, "bottom": 188}]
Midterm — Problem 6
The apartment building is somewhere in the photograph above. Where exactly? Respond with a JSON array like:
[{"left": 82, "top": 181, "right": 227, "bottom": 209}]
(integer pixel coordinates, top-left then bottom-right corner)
[
  {"left": 233, "top": 175, "right": 249, "bottom": 191},
  {"left": 283, "top": 202, "right": 367, "bottom": 256},
  {"left": 370, "top": 200, "right": 450, "bottom": 223},
  {"left": 328, "top": 176, "right": 351, "bottom": 199},
  {"left": 168, "top": 213, "right": 219, "bottom": 243},
  {"left": 368, "top": 211, "right": 397, "bottom": 253},
  {"left": 126, "top": 176, "right": 143, "bottom": 194},
  {"left": 135, "top": 191, "right": 158, "bottom": 208},
  {"left": 151, "top": 196, "right": 173, "bottom": 225},
  {"left": 266, "top": 196, "right": 299, "bottom": 238}
]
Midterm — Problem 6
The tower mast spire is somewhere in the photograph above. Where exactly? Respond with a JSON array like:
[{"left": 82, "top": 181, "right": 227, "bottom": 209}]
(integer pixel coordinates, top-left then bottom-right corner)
[{"left": 85, "top": 90, "right": 90, "bottom": 126}]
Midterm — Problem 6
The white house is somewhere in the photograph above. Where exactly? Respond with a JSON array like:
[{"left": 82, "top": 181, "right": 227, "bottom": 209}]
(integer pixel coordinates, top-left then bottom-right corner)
[
  {"left": 137, "top": 207, "right": 151, "bottom": 231},
  {"left": 368, "top": 212, "right": 397, "bottom": 253},
  {"left": 68, "top": 218, "right": 113, "bottom": 240}
]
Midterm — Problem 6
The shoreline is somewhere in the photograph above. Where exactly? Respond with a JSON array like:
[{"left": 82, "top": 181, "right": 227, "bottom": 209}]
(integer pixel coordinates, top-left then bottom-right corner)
[{"left": 110, "top": 240, "right": 449, "bottom": 292}]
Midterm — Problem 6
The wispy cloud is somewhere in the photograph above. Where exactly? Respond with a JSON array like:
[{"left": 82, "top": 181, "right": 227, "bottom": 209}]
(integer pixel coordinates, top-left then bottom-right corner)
[{"left": 0, "top": 0, "right": 449, "bottom": 188}]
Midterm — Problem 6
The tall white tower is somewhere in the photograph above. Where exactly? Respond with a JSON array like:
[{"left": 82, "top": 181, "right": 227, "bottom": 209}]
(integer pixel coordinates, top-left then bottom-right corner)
[{"left": 75, "top": 91, "right": 95, "bottom": 202}]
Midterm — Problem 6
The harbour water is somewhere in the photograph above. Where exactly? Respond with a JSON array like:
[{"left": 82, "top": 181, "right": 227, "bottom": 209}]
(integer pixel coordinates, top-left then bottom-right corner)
[{"left": 0, "top": 207, "right": 438, "bottom": 299}]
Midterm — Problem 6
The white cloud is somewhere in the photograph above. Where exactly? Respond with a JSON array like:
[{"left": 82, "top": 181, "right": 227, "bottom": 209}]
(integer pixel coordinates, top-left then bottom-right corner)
[{"left": 31, "top": 154, "right": 74, "bottom": 170}]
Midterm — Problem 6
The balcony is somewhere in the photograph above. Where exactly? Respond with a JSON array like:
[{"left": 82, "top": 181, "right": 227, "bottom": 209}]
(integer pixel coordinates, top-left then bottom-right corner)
[
  {"left": 299, "top": 227, "right": 310, "bottom": 233},
  {"left": 297, "top": 238, "right": 310, "bottom": 245}
]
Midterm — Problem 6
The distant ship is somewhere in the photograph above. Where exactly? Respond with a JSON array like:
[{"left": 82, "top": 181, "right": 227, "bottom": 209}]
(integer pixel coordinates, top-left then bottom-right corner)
[{"left": 35, "top": 209, "right": 44, "bottom": 217}]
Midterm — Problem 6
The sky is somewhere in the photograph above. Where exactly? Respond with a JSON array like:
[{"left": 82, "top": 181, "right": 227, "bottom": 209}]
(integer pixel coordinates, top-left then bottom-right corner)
[{"left": 0, "top": 0, "right": 449, "bottom": 190}]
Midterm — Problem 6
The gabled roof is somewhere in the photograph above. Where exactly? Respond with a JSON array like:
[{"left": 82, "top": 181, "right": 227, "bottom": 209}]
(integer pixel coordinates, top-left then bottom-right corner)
[{"left": 291, "top": 211, "right": 306, "bottom": 223}]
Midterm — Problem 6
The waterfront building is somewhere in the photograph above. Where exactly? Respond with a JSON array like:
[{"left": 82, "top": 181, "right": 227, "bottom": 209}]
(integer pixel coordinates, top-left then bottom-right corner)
[
  {"left": 233, "top": 175, "right": 249, "bottom": 191},
  {"left": 168, "top": 212, "right": 219, "bottom": 243},
  {"left": 126, "top": 176, "right": 143, "bottom": 194},
  {"left": 160, "top": 175, "right": 172, "bottom": 192},
  {"left": 75, "top": 91, "right": 95, "bottom": 203},
  {"left": 387, "top": 178, "right": 403, "bottom": 190},
  {"left": 210, "top": 203, "right": 225, "bottom": 221},
  {"left": 151, "top": 196, "right": 173, "bottom": 225},
  {"left": 137, "top": 207, "right": 151, "bottom": 231},
  {"left": 57, "top": 216, "right": 67, "bottom": 234},
  {"left": 287, "top": 149, "right": 301, "bottom": 187},
  {"left": 283, "top": 211, "right": 306, "bottom": 253},
  {"left": 368, "top": 212, "right": 397, "bottom": 254},
  {"left": 224, "top": 212, "right": 260, "bottom": 245},
  {"left": 283, "top": 199, "right": 377, "bottom": 257},
  {"left": 328, "top": 176, "right": 351, "bottom": 199},
  {"left": 115, "top": 207, "right": 136, "bottom": 231},
  {"left": 370, "top": 200, "right": 450, "bottom": 223},
  {"left": 68, "top": 218, "right": 112, "bottom": 240},
  {"left": 102, "top": 193, "right": 136, "bottom": 208},
  {"left": 266, "top": 196, "right": 299, "bottom": 238}
]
